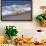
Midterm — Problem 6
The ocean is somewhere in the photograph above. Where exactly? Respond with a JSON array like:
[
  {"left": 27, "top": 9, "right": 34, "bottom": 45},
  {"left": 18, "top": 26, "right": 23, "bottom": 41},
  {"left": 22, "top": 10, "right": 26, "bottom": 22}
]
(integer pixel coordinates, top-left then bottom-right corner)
[{"left": 2, "top": 0, "right": 32, "bottom": 7}]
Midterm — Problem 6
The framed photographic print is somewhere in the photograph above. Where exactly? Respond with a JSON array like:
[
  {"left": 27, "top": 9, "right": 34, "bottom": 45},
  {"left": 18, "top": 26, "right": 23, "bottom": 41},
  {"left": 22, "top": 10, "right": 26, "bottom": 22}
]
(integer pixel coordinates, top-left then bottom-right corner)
[{"left": 1, "top": 0, "right": 32, "bottom": 21}]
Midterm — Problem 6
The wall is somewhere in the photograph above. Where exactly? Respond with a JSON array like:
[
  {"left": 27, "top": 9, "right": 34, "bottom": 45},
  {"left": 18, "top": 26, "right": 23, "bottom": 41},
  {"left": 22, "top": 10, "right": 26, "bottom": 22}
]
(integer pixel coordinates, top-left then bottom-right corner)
[{"left": 0, "top": 0, "right": 46, "bottom": 37}]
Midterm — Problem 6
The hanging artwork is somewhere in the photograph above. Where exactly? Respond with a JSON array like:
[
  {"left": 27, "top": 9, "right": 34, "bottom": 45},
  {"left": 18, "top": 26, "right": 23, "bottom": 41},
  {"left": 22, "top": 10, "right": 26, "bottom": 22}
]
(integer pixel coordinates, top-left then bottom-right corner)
[{"left": 1, "top": 0, "right": 32, "bottom": 21}]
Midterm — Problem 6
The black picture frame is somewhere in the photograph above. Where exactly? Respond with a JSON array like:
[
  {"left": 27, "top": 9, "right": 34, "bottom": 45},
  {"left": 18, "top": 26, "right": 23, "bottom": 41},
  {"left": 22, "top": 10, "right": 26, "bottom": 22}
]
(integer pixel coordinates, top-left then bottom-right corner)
[{"left": 1, "top": 0, "right": 32, "bottom": 21}]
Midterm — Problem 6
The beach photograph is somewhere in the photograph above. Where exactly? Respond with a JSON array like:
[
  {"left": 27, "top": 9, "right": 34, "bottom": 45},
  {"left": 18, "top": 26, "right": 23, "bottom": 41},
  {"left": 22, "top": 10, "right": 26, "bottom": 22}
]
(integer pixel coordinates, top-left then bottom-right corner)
[{"left": 1, "top": 0, "right": 32, "bottom": 21}]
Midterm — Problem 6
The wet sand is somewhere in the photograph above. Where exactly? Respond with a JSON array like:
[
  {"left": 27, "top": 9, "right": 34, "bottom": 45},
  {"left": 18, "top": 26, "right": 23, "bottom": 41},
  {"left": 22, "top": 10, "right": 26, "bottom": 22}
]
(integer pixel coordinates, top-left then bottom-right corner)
[{"left": 2, "top": 11, "right": 32, "bottom": 21}]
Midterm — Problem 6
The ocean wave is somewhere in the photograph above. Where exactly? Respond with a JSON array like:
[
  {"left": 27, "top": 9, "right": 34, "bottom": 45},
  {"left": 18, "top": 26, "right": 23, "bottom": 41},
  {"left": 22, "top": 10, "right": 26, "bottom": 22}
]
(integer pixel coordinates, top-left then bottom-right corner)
[{"left": 2, "top": 4, "right": 31, "bottom": 16}]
